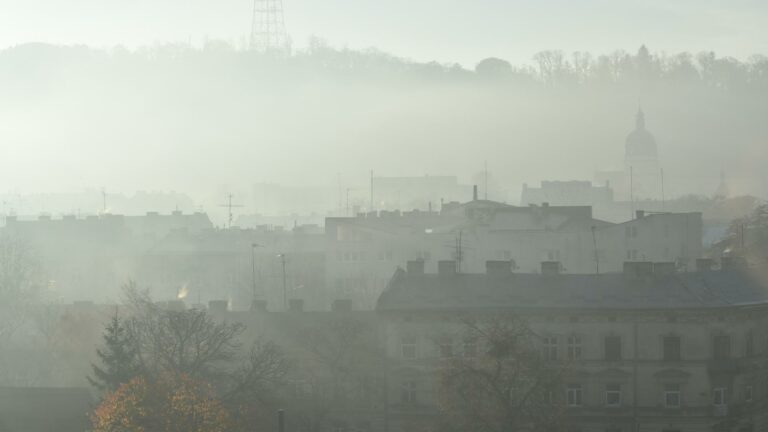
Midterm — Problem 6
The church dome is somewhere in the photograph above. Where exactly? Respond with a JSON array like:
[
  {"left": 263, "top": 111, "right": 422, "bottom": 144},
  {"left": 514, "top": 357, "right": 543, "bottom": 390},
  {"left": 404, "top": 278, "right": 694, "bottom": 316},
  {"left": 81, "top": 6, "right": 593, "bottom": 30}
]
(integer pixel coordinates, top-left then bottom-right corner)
[{"left": 625, "top": 109, "right": 658, "bottom": 158}]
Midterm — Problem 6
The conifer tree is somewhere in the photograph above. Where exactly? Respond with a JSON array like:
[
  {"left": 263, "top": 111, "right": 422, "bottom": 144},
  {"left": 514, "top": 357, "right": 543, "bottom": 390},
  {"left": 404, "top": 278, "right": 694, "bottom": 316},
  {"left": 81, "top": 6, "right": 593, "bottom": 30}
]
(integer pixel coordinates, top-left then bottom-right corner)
[{"left": 88, "top": 313, "right": 141, "bottom": 392}]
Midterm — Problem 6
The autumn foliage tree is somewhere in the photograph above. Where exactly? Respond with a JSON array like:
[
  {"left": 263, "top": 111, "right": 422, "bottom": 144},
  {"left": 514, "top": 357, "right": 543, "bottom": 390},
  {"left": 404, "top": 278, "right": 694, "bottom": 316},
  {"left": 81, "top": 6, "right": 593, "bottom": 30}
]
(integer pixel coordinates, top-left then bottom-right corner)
[{"left": 91, "top": 374, "right": 231, "bottom": 432}]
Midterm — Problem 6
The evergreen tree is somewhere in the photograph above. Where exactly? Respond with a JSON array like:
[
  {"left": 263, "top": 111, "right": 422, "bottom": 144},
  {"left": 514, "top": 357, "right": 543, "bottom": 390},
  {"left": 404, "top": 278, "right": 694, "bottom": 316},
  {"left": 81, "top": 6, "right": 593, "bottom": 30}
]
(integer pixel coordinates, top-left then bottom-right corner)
[{"left": 88, "top": 314, "right": 141, "bottom": 392}]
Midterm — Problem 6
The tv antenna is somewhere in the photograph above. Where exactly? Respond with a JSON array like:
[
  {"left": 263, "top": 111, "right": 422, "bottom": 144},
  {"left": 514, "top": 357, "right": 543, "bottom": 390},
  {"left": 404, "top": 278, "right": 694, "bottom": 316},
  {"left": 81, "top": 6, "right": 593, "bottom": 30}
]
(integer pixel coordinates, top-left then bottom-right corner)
[{"left": 219, "top": 194, "right": 244, "bottom": 228}]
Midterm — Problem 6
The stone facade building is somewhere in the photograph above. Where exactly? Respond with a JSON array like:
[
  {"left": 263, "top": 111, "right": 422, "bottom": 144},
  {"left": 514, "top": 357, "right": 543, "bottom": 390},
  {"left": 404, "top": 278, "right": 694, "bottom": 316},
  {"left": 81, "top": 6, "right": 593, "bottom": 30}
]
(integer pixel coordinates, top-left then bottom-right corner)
[{"left": 376, "top": 259, "right": 768, "bottom": 432}]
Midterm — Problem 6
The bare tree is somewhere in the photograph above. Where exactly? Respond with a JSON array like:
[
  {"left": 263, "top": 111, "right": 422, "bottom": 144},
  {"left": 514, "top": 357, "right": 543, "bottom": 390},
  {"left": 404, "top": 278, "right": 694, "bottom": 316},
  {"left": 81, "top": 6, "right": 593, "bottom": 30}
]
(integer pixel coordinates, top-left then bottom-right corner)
[
  {"left": 0, "top": 235, "right": 43, "bottom": 343},
  {"left": 437, "top": 318, "right": 567, "bottom": 432},
  {"left": 116, "top": 282, "right": 288, "bottom": 419}
]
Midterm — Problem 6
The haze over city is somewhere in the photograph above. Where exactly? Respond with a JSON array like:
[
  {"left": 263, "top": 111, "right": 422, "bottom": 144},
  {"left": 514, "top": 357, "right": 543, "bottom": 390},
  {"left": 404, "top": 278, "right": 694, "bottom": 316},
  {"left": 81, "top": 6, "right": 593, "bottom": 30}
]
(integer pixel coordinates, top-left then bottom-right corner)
[{"left": 1, "top": 1, "right": 768, "bottom": 432}]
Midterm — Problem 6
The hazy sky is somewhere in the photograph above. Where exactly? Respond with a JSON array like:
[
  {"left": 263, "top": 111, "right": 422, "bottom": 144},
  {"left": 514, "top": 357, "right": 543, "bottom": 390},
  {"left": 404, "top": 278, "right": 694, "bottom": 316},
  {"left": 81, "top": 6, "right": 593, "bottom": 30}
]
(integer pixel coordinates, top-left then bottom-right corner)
[{"left": 1, "top": 0, "right": 767, "bottom": 66}]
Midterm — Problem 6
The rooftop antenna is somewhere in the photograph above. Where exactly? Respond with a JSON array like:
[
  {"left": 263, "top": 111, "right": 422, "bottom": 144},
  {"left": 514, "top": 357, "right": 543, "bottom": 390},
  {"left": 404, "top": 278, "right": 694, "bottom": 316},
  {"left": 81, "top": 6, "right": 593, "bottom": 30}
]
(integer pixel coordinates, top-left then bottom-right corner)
[
  {"left": 660, "top": 168, "right": 666, "bottom": 211},
  {"left": 629, "top": 166, "right": 635, "bottom": 219},
  {"left": 250, "top": 0, "right": 291, "bottom": 54},
  {"left": 219, "top": 194, "right": 244, "bottom": 228},
  {"left": 591, "top": 226, "right": 600, "bottom": 274},
  {"left": 370, "top": 170, "right": 374, "bottom": 212}
]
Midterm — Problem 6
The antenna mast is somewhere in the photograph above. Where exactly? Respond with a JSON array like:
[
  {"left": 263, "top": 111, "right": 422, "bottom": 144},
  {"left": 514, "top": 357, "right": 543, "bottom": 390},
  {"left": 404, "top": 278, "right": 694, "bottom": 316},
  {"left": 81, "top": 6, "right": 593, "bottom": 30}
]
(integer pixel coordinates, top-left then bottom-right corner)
[
  {"left": 219, "top": 194, "right": 244, "bottom": 228},
  {"left": 250, "top": 0, "right": 291, "bottom": 54}
]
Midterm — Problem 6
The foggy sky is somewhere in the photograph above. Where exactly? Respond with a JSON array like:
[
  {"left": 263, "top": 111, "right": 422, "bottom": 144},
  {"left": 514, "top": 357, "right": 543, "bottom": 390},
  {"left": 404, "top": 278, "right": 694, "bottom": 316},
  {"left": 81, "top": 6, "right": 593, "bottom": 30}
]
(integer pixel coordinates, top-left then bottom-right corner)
[{"left": 1, "top": 0, "right": 767, "bottom": 66}]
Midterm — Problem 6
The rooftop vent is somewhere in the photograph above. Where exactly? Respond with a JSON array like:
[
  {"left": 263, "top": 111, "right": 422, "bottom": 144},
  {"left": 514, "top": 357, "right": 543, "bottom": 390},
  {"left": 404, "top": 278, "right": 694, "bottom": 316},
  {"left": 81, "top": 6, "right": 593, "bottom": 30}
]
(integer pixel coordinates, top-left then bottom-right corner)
[
  {"left": 406, "top": 260, "right": 425, "bottom": 275},
  {"left": 438, "top": 260, "right": 457, "bottom": 276},
  {"left": 541, "top": 261, "right": 562, "bottom": 276},
  {"left": 486, "top": 260, "right": 512, "bottom": 277}
]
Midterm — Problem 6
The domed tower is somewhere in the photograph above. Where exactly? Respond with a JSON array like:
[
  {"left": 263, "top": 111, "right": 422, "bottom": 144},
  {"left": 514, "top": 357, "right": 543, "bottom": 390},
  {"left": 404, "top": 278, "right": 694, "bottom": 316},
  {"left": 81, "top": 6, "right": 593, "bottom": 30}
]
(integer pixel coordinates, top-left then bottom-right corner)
[{"left": 624, "top": 109, "right": 660, "bottom": 200}]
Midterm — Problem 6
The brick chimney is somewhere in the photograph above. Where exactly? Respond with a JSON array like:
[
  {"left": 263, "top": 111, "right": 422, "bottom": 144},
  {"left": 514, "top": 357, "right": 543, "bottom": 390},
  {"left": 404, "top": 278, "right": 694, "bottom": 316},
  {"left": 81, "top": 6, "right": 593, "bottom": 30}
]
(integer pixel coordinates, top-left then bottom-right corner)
[
  {"left": 541, "top": 261, "right": 562, "bottom": 276},
  {"left": 438, "top": 260, "right": 457, "bottom": 276},
  {"left": 486, "top": 260, "right": 512, "bottom": 277},
  {"left": 406, "top": 260, "right": 425, "bottom": 275},
  {"left": 289, "top": 299, "right": 304, "bottom": 312}
]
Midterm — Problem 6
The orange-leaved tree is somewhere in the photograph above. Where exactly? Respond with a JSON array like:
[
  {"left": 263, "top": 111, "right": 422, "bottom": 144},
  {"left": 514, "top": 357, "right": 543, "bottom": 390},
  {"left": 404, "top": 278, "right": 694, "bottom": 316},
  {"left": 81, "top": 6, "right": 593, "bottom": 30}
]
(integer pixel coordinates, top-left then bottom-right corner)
[{"left": 91, "top": 374, "right": 232, "bottom": 432}]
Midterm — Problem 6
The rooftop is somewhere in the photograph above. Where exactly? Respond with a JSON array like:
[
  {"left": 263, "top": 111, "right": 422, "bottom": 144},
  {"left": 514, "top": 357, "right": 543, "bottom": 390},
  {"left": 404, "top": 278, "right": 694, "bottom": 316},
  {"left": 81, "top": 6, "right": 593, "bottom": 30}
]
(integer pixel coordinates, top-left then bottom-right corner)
[{"left": 376, "top": 264, "right": 768, "bottom": 312}]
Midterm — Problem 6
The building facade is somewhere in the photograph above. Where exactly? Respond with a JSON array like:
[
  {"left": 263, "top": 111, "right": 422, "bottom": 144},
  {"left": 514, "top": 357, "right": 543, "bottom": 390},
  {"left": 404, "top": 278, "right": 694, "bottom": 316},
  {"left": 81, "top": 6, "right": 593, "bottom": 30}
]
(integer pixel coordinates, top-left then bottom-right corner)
[{"left": 376, "top": 260, "right": 768, "bottom": 432}]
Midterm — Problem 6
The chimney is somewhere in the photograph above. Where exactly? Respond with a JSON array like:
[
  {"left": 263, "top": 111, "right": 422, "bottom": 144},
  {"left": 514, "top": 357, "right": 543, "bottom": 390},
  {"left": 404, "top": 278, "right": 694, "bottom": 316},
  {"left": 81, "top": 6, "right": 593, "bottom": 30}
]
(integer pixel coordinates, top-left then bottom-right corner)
[
  {"left": 289, "top": 299, "right": 304, "bottom": 312},
  {"left": 721, "top": 256, "right": 747, "bottom": 271},
  {"left": 635, "top": 210, "right": 645, "bottom": 219},
  {"left": 208, "top": 300, "right": 228, "bottom": 314},
  {"left": 486, "top": 260, "right": 512, "bottom": 277},
  {"left": 541, "top": 261, "right": 562, "bottom": 276},
  {"left": 653, "top": 262, "right": 676, "bottom": 276},
  {"left": 438, "top": 260, "right": 457, "bottom": 276},
  {"left": 623, "top": 261, "right": 653, "bottom": 278},
  {"left": 332, "top": 299, "right": 353, "bottom": 312},
  {"left": 473, "top": 185, "right": 478, "bottom": 201},
  {"left": 406, "top": 260, "right": 425, "bottom": 275},
  {"left": 250, "top": 299, "right": 268, "bottom": 312},
  {"left": 696, "top": 258, "right": 715, "bottom": 272}
]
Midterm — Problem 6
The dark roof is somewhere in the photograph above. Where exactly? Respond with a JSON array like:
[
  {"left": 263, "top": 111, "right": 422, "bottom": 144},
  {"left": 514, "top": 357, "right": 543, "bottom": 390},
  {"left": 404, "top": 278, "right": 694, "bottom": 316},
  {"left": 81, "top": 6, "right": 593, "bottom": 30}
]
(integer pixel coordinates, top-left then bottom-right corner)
[
  {"left": 0, "top": 387, "right": 92, "bottom": 432},
  {"left": 376, "top": 268, "right": 768, "bottom": 312}
]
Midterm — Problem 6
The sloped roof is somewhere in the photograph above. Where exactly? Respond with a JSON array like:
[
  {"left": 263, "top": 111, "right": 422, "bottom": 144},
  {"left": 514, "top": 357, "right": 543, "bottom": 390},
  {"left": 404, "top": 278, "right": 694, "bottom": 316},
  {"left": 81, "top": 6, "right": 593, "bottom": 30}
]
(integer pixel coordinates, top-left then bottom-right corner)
[{"left": 376, "top": 267, "right": 768, "bottom": 312}]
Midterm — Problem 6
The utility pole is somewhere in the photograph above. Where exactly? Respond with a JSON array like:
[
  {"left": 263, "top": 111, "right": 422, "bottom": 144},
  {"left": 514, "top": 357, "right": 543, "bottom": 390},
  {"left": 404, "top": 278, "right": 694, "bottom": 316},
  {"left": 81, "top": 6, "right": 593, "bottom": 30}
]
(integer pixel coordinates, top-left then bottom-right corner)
[
  {"left": 370, "top": 170, "right": 374, "bottom": 212},
  {"left": 629, "top": 166, "right": 635, "bottom": 219},
  {"left": 484, "top": 161, "right": 489, "bottom": 200},
  {"left": 591, "top": 226, "right": 600, "bottom": 274},
  {"left": 660, "top": 168, "right": 666, "bottom": 211},
  {"left": 251, "top": 243, "right": 261, "bottom": 306},
  {"left": 278, "top": 253, "right": 287, "bottom": 310},
  {"left": 218, "top": 194, "right": 244, "bottom": 228},
  {"left": 346, "top": 188, "right": 354, "bottom": 217},
  {"left": 101, "top": 188, "right": 107, "bottom": 215}
]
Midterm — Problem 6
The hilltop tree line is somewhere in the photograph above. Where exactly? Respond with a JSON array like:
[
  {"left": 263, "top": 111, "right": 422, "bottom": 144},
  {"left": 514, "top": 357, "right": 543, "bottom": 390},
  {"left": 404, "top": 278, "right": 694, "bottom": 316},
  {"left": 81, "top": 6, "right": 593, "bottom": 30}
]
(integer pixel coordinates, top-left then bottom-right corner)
[{"left": 2, "top": 40, "right": 768, "bottom": 91}]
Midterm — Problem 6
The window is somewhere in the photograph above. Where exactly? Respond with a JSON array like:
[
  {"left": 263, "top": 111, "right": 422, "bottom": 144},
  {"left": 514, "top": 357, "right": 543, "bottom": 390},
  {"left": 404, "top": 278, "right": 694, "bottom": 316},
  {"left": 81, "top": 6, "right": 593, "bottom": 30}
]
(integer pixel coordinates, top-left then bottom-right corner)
[
  {"left": 567, "top": 335, "right": 582, "bottom": 360},
  {"left": 439, "top": 338, "right": 453, "bottom": 358},
  {"left": 605, "top": 384, "right": 622, "bottom": 407},
  {"left": 401, "top": 337, "right": 417, "bottom": 359},
  {"left": 463, "top": 339, "right": 477, "bottom": 358},
  {"left": 401, "top": 381, "right": 417, "bottom": 404},
  {"left": 745, "top": 385, "right": 753, "bottom": 402},
  {"left": 566, "top": 384, "right": 583, "bottom": 407},
  {"left": 713, "top": 335, "right": 731, "bottom": 359},
  {"left": 542, "top": 336, "right": 558, "bottom": 361},
  {"left": 664, "top": 384, "right": 681, "bottom": 408},
  {"left": 745, "top": 331, "right": 754, "bottom": 357},
  {"left": 713, "top": 387, "right": 727, "bottom": 406},
  {"left": 663, "top": 336, "right": 681, "bottom": 361},
  {"left": 605, "top": 336, "right": 622, "bottom": 361}
]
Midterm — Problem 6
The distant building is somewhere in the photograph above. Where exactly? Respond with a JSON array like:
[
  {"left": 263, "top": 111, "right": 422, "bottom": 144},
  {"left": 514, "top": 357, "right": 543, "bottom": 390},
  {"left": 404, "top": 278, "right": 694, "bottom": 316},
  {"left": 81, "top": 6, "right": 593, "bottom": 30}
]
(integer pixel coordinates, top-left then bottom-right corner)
[
  {"left": 372, "top": 175, "right": 472, "bottom": 211},
  {"left": 521, "top": 180, "right": 614, "bottom": 207},
  {"left": 596, "top": 109, "right": 662, "bottom": 201},
  {"left": 377, "top": 260, "right": 768, "bottom": 432},
  {"left": 325, "top": 199, "right": 702, "bottom": 308}
]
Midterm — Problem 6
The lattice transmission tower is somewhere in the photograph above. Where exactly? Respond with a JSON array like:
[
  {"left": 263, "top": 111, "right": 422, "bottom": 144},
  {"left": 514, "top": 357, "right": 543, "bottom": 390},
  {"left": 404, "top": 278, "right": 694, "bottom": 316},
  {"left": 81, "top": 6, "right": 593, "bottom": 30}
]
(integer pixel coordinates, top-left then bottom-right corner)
[{"left": 250, "top": 0, "right": 291, "bottom": 54}]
